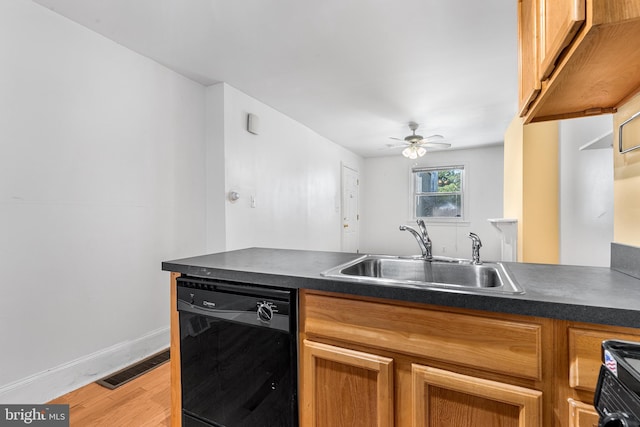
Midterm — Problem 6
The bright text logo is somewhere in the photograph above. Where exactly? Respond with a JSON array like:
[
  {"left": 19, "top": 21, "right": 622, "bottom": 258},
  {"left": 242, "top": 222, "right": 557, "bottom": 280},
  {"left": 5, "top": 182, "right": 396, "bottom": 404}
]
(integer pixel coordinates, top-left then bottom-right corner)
[{"left": 0, "top": 405, "right": 68, "bottom": 426}]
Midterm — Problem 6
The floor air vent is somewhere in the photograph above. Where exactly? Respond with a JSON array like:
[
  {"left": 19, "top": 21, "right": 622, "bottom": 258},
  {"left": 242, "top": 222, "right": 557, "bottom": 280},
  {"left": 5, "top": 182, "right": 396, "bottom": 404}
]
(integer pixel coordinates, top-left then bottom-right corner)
[{"left": 96, "top": 349, "right": 170, "bottom": 389}]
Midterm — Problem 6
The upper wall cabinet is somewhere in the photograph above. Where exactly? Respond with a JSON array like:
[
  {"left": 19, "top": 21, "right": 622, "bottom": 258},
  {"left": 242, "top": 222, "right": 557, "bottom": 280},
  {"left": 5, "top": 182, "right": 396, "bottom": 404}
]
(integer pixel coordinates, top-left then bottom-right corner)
[
  {"left": 518, "top": 0, "right": 640, "bottom": 123},
  {"left": 538, "top": 0, "right": 585, "bottom": 79},
  {"left": 518, "top": 0, "right": 541, "bottom": 116}
]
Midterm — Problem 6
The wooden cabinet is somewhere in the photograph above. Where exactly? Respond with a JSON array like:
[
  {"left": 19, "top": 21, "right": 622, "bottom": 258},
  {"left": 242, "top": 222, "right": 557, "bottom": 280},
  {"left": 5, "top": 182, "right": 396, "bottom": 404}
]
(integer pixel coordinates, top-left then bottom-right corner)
[
  {"left": 518, "top": 0, "right": 541, "bottom": 116},
  {"left": 300, "top": 340, "right": 393, "bottom": 427},
  {"left": 538, "top": 0, "right": 585, "bottom": 79},
  {"left": 412, "top": 364, "right": 542, "bottom": 427},
  {"left": 169, "top": 272, "right": 182, "bottom": 427},
  {"left": 518, "top": 0, "right": 587, "bottom": 116},
  {"left": 518, "top": 0, "right": 640, "bottom": 123},
  {"left": 299, "top": 290, "right": 640, "bottom": 427},
  {"left": 299, "top": 290, "right": 552, "bottom": 427},
  {"left": 301, "top": 289, "right": 546, "bottom": 380}
]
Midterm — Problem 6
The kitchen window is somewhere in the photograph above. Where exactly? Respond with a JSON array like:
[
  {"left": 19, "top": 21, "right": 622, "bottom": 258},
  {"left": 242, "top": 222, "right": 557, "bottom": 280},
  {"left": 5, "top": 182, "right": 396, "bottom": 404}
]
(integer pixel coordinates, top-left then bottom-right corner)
[{"left": 412, "top": 166, "right": 465, "bottom": 220}]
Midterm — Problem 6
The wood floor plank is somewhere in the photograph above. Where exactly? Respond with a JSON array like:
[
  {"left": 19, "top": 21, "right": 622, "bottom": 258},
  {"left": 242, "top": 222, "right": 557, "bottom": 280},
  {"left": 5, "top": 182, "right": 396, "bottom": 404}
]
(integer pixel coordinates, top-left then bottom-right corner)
[{"left": 48, "top": 361, "right": 170, "bottom": 427}]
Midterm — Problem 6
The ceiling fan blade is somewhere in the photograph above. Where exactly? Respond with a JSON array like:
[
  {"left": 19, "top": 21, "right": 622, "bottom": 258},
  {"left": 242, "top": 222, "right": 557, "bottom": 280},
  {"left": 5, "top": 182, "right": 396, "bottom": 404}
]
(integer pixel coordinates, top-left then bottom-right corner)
[
  {"left": 419, "top": 141, "right": 451, "bottom": 148},
  {"left": 388, "top": 126, "right": 447, "bottom": 152},
  {"left": 421, "top": 134, "right": 444, "bottom": 142},
  {"left": 379, "top": 143, "right": 406, "bottom": 150}
]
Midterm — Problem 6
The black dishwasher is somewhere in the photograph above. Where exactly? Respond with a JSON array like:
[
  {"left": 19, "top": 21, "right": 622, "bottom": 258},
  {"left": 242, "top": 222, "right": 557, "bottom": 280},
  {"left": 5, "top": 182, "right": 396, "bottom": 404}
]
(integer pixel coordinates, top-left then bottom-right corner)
[{"left": 177, "top": 276, "right": 298, "bottom": 427}]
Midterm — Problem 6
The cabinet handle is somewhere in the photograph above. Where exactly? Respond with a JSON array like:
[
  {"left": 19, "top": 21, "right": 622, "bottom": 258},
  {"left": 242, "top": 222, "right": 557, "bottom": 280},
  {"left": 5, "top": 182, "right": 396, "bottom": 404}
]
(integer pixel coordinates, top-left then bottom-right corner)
[{"left": 619, "top": 110, "right": 640, "bottom": 154}]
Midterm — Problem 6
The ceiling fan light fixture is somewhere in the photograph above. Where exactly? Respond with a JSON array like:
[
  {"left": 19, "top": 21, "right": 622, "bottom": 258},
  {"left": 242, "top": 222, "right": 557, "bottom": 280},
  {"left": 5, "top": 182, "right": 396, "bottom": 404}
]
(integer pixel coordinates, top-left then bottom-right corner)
[
  {"left": 402, "top": 145, "right": 426, "bottom": 159},
  {"left": 402, "top": 146, "right": 414, "bottom": 158}
]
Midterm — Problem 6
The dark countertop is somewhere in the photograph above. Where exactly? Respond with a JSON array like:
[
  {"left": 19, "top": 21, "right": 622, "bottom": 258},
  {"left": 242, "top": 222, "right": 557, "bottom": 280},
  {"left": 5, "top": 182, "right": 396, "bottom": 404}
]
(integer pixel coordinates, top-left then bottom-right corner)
[{"left": 162, "top": 247, "right": 640, "bottom": 329}]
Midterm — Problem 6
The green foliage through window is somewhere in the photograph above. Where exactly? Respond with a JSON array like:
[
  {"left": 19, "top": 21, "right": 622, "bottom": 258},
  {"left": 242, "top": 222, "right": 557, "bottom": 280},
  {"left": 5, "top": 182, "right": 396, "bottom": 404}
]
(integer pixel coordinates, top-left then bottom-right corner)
[{"left": 436, "top": 170, "right": 461, "bottom": 193}]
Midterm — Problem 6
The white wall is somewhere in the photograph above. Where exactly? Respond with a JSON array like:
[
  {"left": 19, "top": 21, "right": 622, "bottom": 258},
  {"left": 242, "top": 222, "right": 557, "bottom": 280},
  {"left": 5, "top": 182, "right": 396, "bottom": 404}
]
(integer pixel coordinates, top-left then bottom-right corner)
[
  {"left": 0, "top": 1, "right": 206, "bottom": 402},
  {"left": 205, "top": 84, "right": 227, "bottom": 253},
  {"left": 206, "top": 84, "right": 364, "bottom": 252},
  {"left": 361, "top": 146, "right": 504, "bottom": 261},
  {"left": 0, "top": 3, "right": 363, "bottom": 403},
  {"left": 559, "top": 115, "right": 613, "bottom": 266}
]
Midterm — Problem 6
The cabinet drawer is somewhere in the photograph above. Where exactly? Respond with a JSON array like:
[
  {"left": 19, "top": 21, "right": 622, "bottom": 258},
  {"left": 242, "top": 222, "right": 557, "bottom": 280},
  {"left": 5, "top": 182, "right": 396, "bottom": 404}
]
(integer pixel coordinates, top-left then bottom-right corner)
[
  {"left": 302, "top": 292, "right": 545, "bottom": 380},
  {"left": 568, "top": 327, "right": 640, "bottom": 392}
]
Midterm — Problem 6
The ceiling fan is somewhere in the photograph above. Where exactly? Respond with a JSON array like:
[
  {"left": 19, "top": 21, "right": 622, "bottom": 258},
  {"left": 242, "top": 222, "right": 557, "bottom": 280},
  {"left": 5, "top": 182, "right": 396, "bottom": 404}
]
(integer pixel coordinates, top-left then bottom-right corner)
[{"left": 388, "top": 122, "right": 450, "bottom": 159}]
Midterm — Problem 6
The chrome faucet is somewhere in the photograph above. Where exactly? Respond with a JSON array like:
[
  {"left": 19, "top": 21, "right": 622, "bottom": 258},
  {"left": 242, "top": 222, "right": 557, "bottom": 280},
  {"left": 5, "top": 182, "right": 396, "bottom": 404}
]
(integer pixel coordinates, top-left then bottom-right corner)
[
  {"left": 468, "top": 232, "right": 482, "bottom": 265},
  {"left": 399, "top": 219, "right": 432, "bottom": 260}
]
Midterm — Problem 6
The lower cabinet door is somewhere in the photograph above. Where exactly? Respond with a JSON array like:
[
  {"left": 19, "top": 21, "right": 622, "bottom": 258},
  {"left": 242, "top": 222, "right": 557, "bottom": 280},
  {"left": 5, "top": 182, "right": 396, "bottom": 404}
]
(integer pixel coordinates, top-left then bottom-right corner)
[
  {"left": 411, "top": 364, "right": 542, "bottom": 427},
  {"left": 301, "top": 340, "right": 394, "bottom": 427},
  {"left": 568, "top": 398, "right": 600, "bottom": 427}
]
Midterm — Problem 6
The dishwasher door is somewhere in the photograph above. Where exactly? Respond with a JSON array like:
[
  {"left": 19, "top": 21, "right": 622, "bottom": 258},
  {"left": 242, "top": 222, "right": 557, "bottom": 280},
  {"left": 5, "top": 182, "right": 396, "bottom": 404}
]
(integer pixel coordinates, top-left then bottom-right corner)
[{"left": 177, "top": 277, "right": 297, "bottom": 427}]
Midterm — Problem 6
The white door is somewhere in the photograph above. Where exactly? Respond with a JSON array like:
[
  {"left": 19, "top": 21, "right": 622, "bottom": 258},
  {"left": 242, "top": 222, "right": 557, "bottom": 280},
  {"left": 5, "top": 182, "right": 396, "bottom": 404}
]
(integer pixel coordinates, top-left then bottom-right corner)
[{"left": 341, "top": 165, "right": 359, "bottom": 253}]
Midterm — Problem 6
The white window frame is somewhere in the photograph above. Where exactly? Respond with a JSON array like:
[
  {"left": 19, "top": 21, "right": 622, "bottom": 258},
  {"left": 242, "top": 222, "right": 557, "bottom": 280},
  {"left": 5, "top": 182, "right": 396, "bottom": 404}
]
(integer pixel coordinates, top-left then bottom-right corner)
[{"left": 411, "top": 164, "right": 468, "bottom": 223}]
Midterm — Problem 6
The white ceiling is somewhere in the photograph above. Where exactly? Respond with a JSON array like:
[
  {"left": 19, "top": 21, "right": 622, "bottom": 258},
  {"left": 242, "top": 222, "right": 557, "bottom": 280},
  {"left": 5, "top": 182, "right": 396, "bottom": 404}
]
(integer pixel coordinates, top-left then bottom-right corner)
[{"left": 32, "top": 0, "right": 518, "bottom": 158}]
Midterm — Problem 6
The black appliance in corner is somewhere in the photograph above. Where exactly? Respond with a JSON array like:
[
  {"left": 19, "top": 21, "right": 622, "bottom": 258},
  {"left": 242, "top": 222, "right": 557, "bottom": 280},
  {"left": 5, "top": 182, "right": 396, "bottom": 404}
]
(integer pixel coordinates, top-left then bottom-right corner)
[
  {"left": 594, "top": 340, "right": 640, "bottom": 427},
  {"left": 177, "top": 276, "right": 298, "bottom": 427}
]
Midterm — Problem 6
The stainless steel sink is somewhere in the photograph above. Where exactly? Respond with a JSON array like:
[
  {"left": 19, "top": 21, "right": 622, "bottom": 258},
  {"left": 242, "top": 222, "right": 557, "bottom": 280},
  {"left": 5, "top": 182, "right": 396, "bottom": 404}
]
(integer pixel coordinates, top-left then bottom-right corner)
[{"left": 321, "top": 255, "right": 523, "bottom": 294}]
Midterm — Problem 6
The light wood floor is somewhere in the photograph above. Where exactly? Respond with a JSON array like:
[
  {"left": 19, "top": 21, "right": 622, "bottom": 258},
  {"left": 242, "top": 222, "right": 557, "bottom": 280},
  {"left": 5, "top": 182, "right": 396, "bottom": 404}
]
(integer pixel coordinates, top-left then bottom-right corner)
[{"left": 48, "top": 362, "right": 170, "bottom": 426}]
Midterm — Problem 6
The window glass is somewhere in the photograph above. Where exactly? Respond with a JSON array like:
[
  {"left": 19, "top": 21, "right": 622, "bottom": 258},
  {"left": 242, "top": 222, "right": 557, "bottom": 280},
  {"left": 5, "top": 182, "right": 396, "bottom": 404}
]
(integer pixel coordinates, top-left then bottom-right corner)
[{"left": 413, "top": 167, "right": 464, "bottom": 219}]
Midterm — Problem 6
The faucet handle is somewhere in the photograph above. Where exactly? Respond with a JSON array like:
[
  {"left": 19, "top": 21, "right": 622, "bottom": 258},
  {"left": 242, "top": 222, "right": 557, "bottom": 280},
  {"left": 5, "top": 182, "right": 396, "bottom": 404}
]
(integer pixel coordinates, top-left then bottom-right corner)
[
  {"left": 416, "top": 219, "right": 428, "bottom": 239},
  {"left": 468, "top": 232, "right": 482, "bottom": 247}
]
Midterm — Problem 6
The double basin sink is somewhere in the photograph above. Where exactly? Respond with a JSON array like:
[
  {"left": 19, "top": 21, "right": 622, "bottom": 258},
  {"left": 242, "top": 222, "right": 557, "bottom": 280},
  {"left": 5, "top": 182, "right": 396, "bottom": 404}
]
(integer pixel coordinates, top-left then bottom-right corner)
[{"left": 321, "top": 255, "right": 523, "bottom": 294}]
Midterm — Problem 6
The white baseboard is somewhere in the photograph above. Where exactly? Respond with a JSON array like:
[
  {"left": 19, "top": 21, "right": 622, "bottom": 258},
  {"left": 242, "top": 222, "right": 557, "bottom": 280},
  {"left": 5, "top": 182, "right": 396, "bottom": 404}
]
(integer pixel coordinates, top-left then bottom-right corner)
[{"left": 0, "top": 327, "right": 169, "bottom": 404}]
